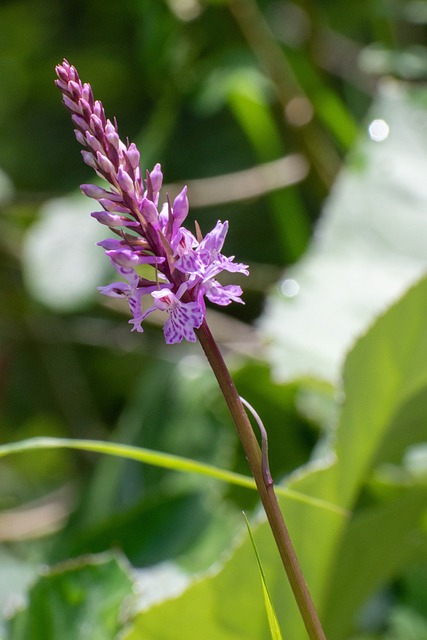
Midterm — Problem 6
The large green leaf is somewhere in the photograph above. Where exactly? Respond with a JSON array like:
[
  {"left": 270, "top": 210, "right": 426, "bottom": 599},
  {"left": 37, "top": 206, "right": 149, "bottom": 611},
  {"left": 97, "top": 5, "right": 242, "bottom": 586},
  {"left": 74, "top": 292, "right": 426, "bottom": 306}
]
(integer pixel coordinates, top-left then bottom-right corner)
[
  {"left": 121, "top": 460, "right": 343, "bottom": 640},
  {"left": 319, "top": 275, "right": 427, "bottom": 635},
  {"left": 323, "top": 485, "right": 427, "bottom": 639},
  {"left": 260, "top": 82, "right": 427, "bottom": 383},
  {"left": 5, "top": 553, "right": 133, "bottom": 640},
  {"left": 334, "top": 275, "right": 427, "bottom": 507}
]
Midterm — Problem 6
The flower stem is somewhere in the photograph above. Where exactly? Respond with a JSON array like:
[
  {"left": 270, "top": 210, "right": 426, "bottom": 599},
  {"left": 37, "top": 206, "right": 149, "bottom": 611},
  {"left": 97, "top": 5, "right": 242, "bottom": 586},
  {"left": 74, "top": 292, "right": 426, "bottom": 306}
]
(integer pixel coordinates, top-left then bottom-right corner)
[{"left": 196, "top": 320, "right": 326, "bottom": 640}]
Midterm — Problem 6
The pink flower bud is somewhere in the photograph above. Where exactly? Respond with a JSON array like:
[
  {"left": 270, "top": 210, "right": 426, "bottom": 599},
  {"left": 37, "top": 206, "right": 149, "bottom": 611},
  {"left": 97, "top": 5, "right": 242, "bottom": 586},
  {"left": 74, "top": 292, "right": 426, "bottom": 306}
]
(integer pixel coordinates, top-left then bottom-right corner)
[
  {"left": 126, "top": 143, "right": 140, "bottom": 171},
  {"left": 80, "top": 184, "right": 114, "bottom": 200},
  {"left": 62, "top": 95, "right": 80, "bottom": 114},
  {"left": 91, "top": 211, "right": 138, "bottom": 227},
  {"left": 85, "top": 132, "right": 104, "bottom": 155},
  {"left": 72, "top": 114, "right": 89, "bottom": 132},
  {"left": 96, "top": 152, "right": 116, "bottom": 177},
  {"left": 172, "top": 186, "right": 189, "bottom": 231},
  {"left": 74, "top": 129, "right": 86, "bottom": 145},
  {"left": 140, "top": 198, "right": 159, "bottom": 225},
  {"left": 149, "top": 163, "right": 163, "bottom": 193},
  {"left": 81, "top": 150, "right": 97, "bottom": 170},
  {"left": 117, "top": 168, "right": 134, "bottom": 194}
]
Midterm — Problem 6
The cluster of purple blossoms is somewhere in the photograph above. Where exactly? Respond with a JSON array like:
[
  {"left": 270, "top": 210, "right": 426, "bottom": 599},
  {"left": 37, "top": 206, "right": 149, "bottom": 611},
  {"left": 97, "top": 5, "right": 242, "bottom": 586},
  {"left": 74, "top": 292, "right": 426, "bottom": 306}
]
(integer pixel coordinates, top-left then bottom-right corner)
[{"left": 55, "top": 60, "right": 249, "bottom": 344}]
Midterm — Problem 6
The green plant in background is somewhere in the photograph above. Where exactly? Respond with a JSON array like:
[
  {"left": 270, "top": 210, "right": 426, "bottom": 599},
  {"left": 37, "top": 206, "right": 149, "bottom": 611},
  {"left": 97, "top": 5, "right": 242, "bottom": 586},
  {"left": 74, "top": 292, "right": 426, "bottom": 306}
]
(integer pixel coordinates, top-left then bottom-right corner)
[{"left": 3, "top": 1, "right": 427, "bottom": 639}]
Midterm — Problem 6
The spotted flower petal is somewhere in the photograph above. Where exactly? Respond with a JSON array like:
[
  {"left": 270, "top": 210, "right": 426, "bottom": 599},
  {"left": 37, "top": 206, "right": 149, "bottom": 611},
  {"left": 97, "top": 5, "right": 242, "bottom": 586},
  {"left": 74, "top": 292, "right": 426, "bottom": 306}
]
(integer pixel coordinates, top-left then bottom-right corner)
[
  {"left": 148, "top": 289, "right": 204, "bottom": 344},
  {"left": 202, "top": 281, "right": 244, "bottom": 306}
]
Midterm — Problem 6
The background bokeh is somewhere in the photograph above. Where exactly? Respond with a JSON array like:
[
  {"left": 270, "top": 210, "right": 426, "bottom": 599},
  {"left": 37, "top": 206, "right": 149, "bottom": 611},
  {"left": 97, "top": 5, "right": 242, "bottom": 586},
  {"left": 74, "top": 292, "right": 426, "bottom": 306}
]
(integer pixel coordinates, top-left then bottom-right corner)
[{"left": 3, "top": 1, "right": 427, "bottom": 638}]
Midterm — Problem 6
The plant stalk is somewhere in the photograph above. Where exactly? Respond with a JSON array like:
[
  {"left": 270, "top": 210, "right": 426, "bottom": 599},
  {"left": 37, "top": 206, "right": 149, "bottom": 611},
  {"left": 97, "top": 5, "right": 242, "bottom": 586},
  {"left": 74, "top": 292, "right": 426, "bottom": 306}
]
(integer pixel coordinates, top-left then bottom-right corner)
[{"left": 196, "top": 320, "right": 326, "bottom": 640}]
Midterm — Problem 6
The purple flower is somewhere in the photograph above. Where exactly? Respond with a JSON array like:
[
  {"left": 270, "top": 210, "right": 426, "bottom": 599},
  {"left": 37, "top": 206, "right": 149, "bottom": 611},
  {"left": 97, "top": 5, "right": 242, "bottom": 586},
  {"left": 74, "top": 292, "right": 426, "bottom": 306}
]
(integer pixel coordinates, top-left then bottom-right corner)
[
  {"left": 174, "top": 221, "right": 249, "bottom": 307},
  {"left": 55, "top": 59, "right": 248, "bottom": 342},
  {"left": 141, "top": 285, "right": 204, "bottom": 344},
  {"left": 175, "top": 221, "right": 248, "bottom": 281},
  {"left": 201, "top": 281, "right": 245, "bottom": 307},
  {"left": 98, "top": 270, "right": 158, "bottom": 333}
]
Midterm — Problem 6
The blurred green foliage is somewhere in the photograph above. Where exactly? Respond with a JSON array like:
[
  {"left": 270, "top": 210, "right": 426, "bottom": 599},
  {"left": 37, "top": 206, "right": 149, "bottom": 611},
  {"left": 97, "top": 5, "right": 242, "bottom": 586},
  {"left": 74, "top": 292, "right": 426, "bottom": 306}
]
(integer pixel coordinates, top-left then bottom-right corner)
[{"left": 2, "top": 0, "right": 427, "bottom": 638}]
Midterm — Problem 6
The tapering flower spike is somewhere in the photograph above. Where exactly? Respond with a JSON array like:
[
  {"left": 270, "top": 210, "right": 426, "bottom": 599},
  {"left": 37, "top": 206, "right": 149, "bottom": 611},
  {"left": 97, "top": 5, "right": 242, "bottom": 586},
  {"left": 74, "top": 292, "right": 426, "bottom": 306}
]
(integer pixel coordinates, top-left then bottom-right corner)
[
  {"left": 55, "top": 59, "right": 248, "bottom": 341},
  {"left": 55, "top": 61, "right": 327, "bottom": 640}
]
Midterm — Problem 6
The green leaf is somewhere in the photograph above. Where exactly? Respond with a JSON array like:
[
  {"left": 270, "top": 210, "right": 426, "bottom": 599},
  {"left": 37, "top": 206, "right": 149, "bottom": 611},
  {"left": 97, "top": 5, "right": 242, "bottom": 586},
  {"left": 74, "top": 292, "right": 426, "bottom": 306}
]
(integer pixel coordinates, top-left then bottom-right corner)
[
  {"left": 0, "top": 437, "right": 345, "bottom": 517},
  {"left": 260, "top": 82, "right": 427, "bottom": 383},
  {"left": 290, "top": 55, "right": 358, "bottom": 151},
  {"left": 122, "top": 274, "right": 427, "bottom": 639},
  {"left": 120, "top": 459, "right": 345, "bottom": 640},
  {"left": 0, "top": 436, "right": 258, "bottom": 489},
  {"left": 315, "top": 274, "right": 427, "bottom": 635},
  {"left": 243, "top": 513, "right": 283, "bottom": 640},
  {"left": 0, "top": 550, "right": 38, "bottom": 627},
  {"left": 225, "top": 69, "right": 284, "bottom": 162},
  {"left": 64, "top": 492, "right": 213, "bottom": 567},
  {"left": 224, "top": 67, "right": 310, "bottom": 259},
  {"left": 334, "top": 275, "right": 427, "bottom": 506},
  {"left": 323, "top": 485, "right": 427, "bottom": 638},
  {"left": 5, "top": 553, "right": 134, "bottom": 640},
  {"left": 387, "top": 606, "right": 427, "bottom": 639}
]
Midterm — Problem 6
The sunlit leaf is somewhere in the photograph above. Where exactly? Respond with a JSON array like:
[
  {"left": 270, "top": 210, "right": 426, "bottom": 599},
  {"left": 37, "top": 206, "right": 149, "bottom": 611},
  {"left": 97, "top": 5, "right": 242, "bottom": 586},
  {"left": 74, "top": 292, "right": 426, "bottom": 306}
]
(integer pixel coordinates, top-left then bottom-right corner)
[
  {"left": 260, "top": 82, "right": 427, "bottom": 383},
  {"left": 5, "top": 553, "right": 133, "bottom": 640},
  {"left": 334, "top": 275, "right": 427, "bottom": 506},
  {"left": 121, "top": 458, "right": 343, "bottom": 640},
  {"left": 0, "top": 437, "right": 345, "bottom": 517}
]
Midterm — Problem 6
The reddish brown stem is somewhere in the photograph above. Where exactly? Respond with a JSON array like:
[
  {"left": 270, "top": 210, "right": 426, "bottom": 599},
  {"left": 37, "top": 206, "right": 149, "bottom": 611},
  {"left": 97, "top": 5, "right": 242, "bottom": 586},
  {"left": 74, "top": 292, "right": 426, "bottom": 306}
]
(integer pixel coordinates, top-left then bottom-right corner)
[{"left": 196, "top": 320, "right": 326, "bottom": 640}]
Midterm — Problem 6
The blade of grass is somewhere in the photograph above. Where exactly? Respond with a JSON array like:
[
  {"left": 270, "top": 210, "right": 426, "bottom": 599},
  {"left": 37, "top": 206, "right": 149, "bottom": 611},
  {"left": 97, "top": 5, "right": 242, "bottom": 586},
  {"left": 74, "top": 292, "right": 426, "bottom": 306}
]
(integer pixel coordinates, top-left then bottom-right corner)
[
  {"left": 243, "top": 511, "right": 284, "bottom": 640},
  {"left": 0, "top": 437, "right": 348, "bottom": 517}
]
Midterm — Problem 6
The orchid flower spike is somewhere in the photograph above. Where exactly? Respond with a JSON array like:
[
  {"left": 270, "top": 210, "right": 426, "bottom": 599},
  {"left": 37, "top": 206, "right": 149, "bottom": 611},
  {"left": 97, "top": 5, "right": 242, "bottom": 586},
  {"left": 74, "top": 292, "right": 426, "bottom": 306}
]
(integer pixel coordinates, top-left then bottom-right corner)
[{"left": 55, "top": 59, "right": 248, "bottom": 343}]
